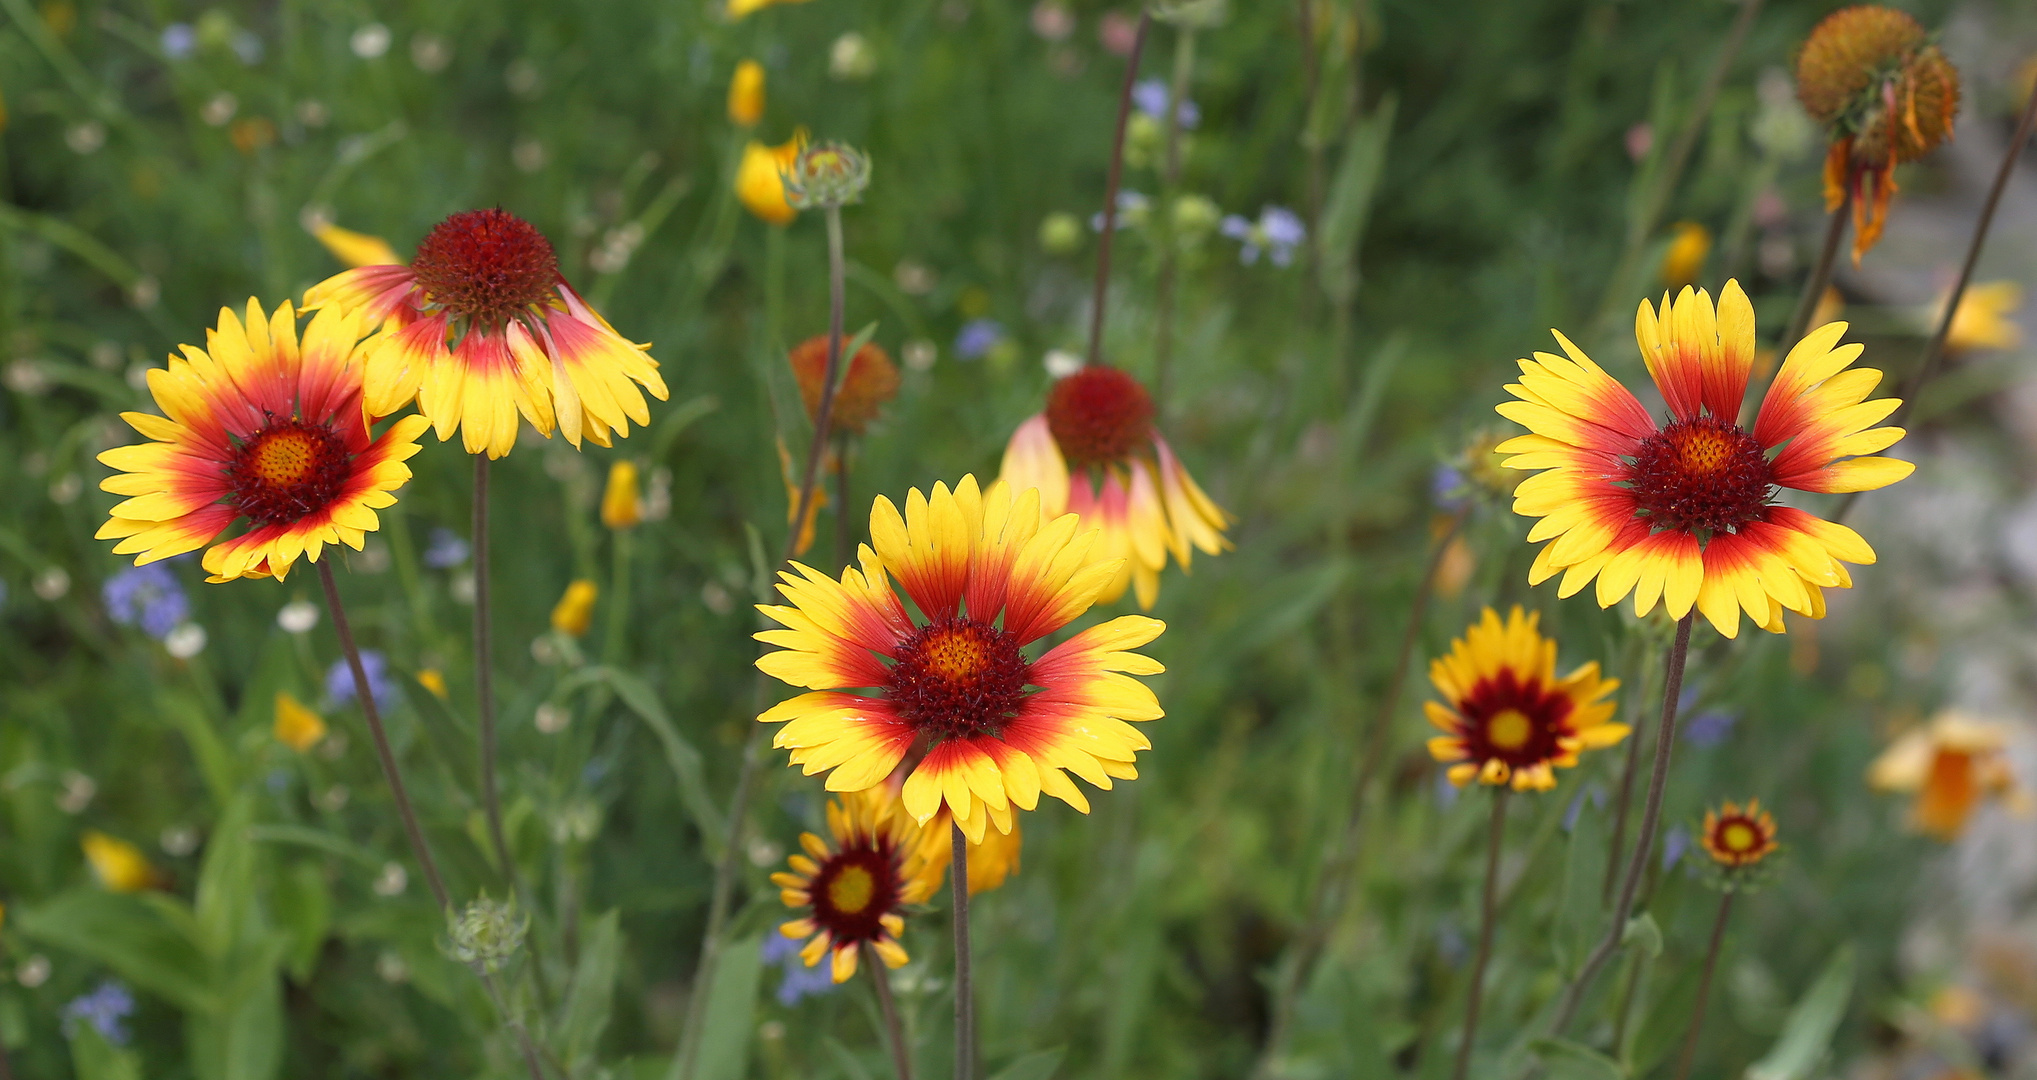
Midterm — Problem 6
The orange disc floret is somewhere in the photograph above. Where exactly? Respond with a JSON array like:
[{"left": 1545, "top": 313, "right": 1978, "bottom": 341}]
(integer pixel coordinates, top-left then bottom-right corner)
[
  {"left": 1700, "top": 799, "right": 1780, "bottom": 868},
  {"left": 789, "top": 336, "right": 901, "bottom": 435}
]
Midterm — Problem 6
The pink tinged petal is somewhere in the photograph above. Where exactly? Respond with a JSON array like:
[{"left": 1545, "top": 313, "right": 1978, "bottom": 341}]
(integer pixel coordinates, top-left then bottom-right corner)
[
  {"left": 370, "top": 315, "right": 451, "bottom": 422},
  {"left": 999, "top": 415, "right": 1072, "bottom": 517},
  {"left": 303, "top": 264, "right": 422, "bottom": 325}
]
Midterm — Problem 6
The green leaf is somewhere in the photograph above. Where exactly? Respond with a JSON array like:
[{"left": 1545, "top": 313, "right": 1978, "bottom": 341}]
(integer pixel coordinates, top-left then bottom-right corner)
[
  {"left": 1553, "top": 797, "right": 1608, "bottom": 974},
  {"left": 1745, "top": 945, "right": 1855, "bottom": 1080},
  {"left": 1526, "top": 1037, "right": 1627, "bottom": 1080},
  {"left": 69, "top": 1021, "right": 142, "bottom": 1080},
  {"left": 273, "top": 859, "right": 331, "bottom": 983},
  {"left": 194, "top": 794, "right": 258, "bottom": 958},
  {"left": 1316, "top": 94, "right": 1397, "bottom": 305},
  {"left": 163, "top": 694, "right": 238, "bottom": 811},
  {"left": 245, "top": 824, "right": 383, "bottom": 870},
  {"left": 988, "top": 1047, "right": 1067, "bottom": 1080},
  {"left": 1620, "top": 912, "right": 1663, "bottom": 960},
  {"left": 13, "top": 889, "right": 216, "bottom": 1013},
  {"left": 687, "top": 933, "right": 765, "bottom": 1080},
  {"left": 578, "top": 665, "right": 723, "bottom": 844},
  {"left": 560, "top": 910, "right": 624, "bottom": 1069},
  {"left": 184, "top": 938, "right": 286, "bottom": 1080}
]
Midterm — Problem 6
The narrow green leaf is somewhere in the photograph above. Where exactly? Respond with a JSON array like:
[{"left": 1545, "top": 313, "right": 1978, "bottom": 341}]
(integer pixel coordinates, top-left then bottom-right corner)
[
  {"left": 1745, "top": 945, "right": 1855, "bottom": 1080},
  {"left": 690, "top": 933, "right": 765, "bottom": 1080},
  {"left": 988, "top": 1047, "right": 1067, "bottom": 1080},
  {"left": 69, "top": 1021, "right": 142, "bottom": 1080},
  {"left": 1316, "top": 94, "right": 1398, "bottom": 304},
  {"left": 570, "top": 666, "right": 724, "bottom": 844},
  {"left": 1527, "top": 1037, "right": 1627, "bottom": 1080},
  {"left": 560, "top": 911, "right": 624, "bottom": 1069},
  {"left": 273, "top": 860, "right": 331, "bottom": 983},
  {"left": 14, "top": 890, "right": 216, "bottom": 1013},
  {"left": 1554, "top": 797, "right": 1608, "bottom": 974}
]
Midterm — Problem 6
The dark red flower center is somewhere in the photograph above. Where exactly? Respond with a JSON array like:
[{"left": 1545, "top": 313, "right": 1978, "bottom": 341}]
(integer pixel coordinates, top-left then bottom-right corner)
[
  {"left": 808, "top": 844, "right": 900, "bottom": 945},
  {"left": 409, "top": 209, "right": 560, "bottom": 327},
  {"left": 1045, "top": 366, "right": 1155, "bottom": 468},
  {"left": 1625, "top": 416, "right": 1773, "bottom": 535},
  {"left": 1456, "top": 669, "right": 1574, "bottom": 770},
  {"left": 886, "top": 617, "right": 1030, "bottom": 742},
  {"left": 227, "top": 419, "right": 351, "bottom": 527}
]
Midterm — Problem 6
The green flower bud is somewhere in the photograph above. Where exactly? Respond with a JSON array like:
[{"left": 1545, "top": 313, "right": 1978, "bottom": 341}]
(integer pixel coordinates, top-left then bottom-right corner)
[
  {"left": 784, "top": 141, "right": 872, "bottom": 210},
  {"left": 447, "top": 894, "right": 529, "bottom": 974},
  {"left": 1172, "top": 194, "right": 1221, "bottom": 244}
]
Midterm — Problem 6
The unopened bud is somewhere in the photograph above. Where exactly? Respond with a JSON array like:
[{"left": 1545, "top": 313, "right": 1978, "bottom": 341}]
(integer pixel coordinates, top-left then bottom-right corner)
[
  {"left": 601, "top": 460, "right": 643, "bottom": 530},
  {"left": 783, "top": 141, "right": 872, "bottom": 210},
  {"left": 448, "top": 894, "right": 528, "bottom": 973}
]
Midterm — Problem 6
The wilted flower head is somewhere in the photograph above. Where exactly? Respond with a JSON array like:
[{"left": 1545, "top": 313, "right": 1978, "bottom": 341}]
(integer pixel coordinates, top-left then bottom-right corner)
[
  {"left": 784, "top": 141, "right": 872, "bottom": 210},
  {"left": 1795, "top": 5, "right": 1960, "bottom": 262},
  {"left": 1220, "top": 207, "right": 1306, "bottom": 267},
  {"left": 789, "top": 336, "right": 900, "bottom": 436},
  {"left": 103, "top": 562, "right": 189, "bottom": 640},
  {"left": 447, "top": 894, "right": 529, "bottom": 973}
]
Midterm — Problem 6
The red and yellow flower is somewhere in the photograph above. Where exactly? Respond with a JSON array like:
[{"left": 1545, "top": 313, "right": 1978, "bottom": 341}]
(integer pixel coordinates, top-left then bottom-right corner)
[
  {"left": 1498, "top": 281, "right": 1912, "bottom": 638},
  {"left": 1000, "top": 366, "right": 1231, "bottom": 609},
  {"left": 774, "top": 787, "right": 942, "bottom": 984},
  {"left": 303, "top": 208, "right": 668, "bottom": 458},
  {"left": 756, "top": 475, "right": 1165, "bottom": 841},
  {"left": 95, "top": 300, "right": 429, "bottom": 583},
  {"left": 1700, "top": 799, "right": 1780, "bottom": 868},
  {"left": 1426, "top": 606, "right": 1624, "bottom": 791},
  {"left": 917, "top": 808, "right": 1022, "bottom": 896},
  {"left": 1868, "top": 710, "right": 2028, "bottom": 840}
]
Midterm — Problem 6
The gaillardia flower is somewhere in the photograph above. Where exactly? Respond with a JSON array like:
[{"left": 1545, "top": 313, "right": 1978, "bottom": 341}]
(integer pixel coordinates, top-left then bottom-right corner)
[
  {"left": 1700, "top": 799, "right": 1780, "bottom": 868},
  {"left": 775, "top": 787, "right": 940, "bottom": 983},
  {"left": 790, "top": 335, "right": 900, "bottom": 436},
  {"left": 1498, "top": 281, "right": 1912, "bottom": 638},
  {"left": 1868, "top": 710, "right": 2028, "bottom": 840},
  {"left": 1795, "top": 5, "right": 1960, "bottom": 262},
  {"left": 96, "top": 301, "right": 430, "bottom": 583},
  {"left": 1000, "top": 366, "right": 1231, "bottom": 609},
  {"left": 1426, "top": 606, "right": 1624, "bottom": 791},
  {"left": 304, "top": 208, "right": 668, "bottom": 458},
  {"left": 918, "top": 807, "right": 1022, "bottom": 895},
  {"left": 756, "top": 476, "right": 1165, "bottom": 840}
]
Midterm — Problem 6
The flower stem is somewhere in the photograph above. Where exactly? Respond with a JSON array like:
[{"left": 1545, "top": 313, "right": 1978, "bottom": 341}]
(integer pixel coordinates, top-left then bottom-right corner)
[
  {"left": 474, "top": 457, "right": 520, "bottom": 897},
  {"left": 1152, "top": 24, "right": 1197, "bottom": 411},
  {"left": 478, "top": 966, "right": 552, "bottom": 1080},
  {"left": 1451, "top": 789, "right": 1509, "bottom": 1080},
  {"left": 951, "top": 822, "right": 975, "bottom": 1080},
  {"left": 1833, "top": 76, "right": 2037, "bottom": 522},
  {"left": 1601, "top": 632, "right": 1662, "bottom": 906},
  {"left": 866, "top": 941, "right": 915, "bottom": 1080},
  {"left": 1086, "top": 11, "right": 1152, "bottom": 370},
  {"left": 1779, "top": 188, "right": 1851, "bottom": 356},
  {"left": 1672, "top": 891, "right": 1735, "bottom": 1080},
  {"left": 1547, "top": 613, "right": 1693, "bottom": 1038},
  {"left": 834, "top": 434, "right": 853, "bottom": 569},
  {"left": 317, "top": 560, "right": 450, "bottom": 913}
]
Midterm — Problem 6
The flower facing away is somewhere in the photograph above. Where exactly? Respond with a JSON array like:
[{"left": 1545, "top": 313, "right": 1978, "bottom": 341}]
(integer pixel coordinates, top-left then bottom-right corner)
[
  {"left": 1659, "top": 221, "right": 1711, "bottom": 290},
  {"left": 917, "top": 808, "right": 1022, "bottom": 895},
  {"left": 756, "top": 476, "right": 1166, "bottom": 840},
  {"left": 774, "top": 787, "right": 942, "bottom": 983},
  {"left": 1425, "top": 606, "right": 1625, "bottom": 791},
  {"left": 95, "top": 301, "right": 431, "bottom": 583},
  {"left": 1700, "top": 799, "right": 1780, "bottom": 868},
  {"left": 728, "top": 59, "right": 765, "bottom": 127},
  {"left": 1000, "top": 366, "right": 1232, "bottom": 609},
  {"left": 551, "top": 579, "right": 599, "bottom": 637},
  {"left": 274, "top": 691, "right": 328, "bottom": 752},
  {"left": 302, "top": 208, "right": 669, "bottom": 457},
  {"left": 601, "top": 460, "right": 643, "bottom": 530},
  {"left": 727, "top": 0, "right": 812, "bottom": 19},
  {"left": 1497, "top": 282, "right": 1913, "bottom": 638},
  {"left": 789, "top": 335, "right": 901, "bottom": 436},
  {"left": 1795, "top": 5, "right": 1961, "bottom": 263},
  {"left": 1868, "top": 710, "right": 2029, "bottom": 840},
  {"left": 737, "top": 132, "right": 808, "bottom": 226},
  {"left": 1940, "top": 280, "right": 2023, "bottom": 356},
  {"left": 82, "top": 830, "right": 161, "bottom": 892}
]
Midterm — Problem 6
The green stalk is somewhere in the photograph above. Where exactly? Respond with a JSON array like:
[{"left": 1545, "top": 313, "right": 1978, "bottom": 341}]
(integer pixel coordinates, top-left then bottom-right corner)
[
  {"left": 1672, "top": 892, "right": 1735, "bottom": 1080},
  {"left": 951, "top": 824, "right": 975, "bottom": 1080},
  {"left": 1451, "top": 790, "right": 1509, "bottom": 1080},
  {"left": 1086, "top": 12, "right": 1153, "bottom": 369}
]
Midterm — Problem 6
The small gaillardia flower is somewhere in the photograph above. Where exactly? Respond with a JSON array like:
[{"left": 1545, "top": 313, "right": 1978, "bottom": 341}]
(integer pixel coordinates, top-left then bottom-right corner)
[
  {"left": 1868, "top": 710, "right": 2029, "bottom": 840},
  {"left": 789, "top": 335, "right": 900, "bottom": 435},
  {"left": 774, "top": 787, "right": 941, "bottom": 983},
  {"left": 1000, "top": 366, "right": 1231, "bottom": 609},
  {"left": 303, "top": 208, "right": 668, "bottom": 457},
  {"left": 737, "top": 132, "right": 807, "bottom": 225},
  {"left": 1425, "top": 606, "right": 1624, "bottom": 791},
  {"left": 1700, "top": 799, "right": 1780, "bottom": 869},
  {"left": 756, "top": 476, "right": 1165, "bottom": 840},
  {"left": 1498, "top": 281, "right": 1912, "bottom": 638},
  {"left": 728, "top": 59, "right": 766, "bottom": 127},
  {"left": 95, "top": 301, "right": 430, "bottom": 583},
  {"left": 1795, "top": 5, "right": 1960, "bottom": 263}
]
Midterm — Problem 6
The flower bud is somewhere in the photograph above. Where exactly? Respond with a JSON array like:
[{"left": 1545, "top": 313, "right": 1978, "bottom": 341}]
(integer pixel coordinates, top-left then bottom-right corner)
[
  {"left": 728, "top": 60, "right": 765, "bottom": 127},
  {"left": 601, "top": 460, "right": 644, "bottom": 530},
  {"left": 550, "top": 579, "right": 599, "bottom": 637},
  {"left": 783, "top": 141, "right": 872, "bottom": 210},
  {"left": 448, "top": 894, "right": 528, "bottom": 973}
]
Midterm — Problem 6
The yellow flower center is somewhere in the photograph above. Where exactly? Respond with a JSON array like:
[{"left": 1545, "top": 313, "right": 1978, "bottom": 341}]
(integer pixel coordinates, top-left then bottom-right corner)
[
  {"left": 250, "top": 428, "right": 322, "bottom": 486},
  {"left": 1486, "top": 708, "right": 1533, "bottom": 751},
  {"left": 826, "top": 865, "right": 876, "bottom": 915},
  {"left": 1721, "top": 821, "right": 1757, "bottom": 852}
]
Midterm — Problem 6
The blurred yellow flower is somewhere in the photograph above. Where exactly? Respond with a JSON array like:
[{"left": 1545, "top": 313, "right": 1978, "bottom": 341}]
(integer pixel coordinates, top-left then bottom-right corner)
[
  {"left": 1811, "top": 284, "right": 1845, "bottom": 329},
  {"left": 1868, "top": 710, "right": 2029, "bottom": 840},
  {"left": 775, "top": 438, "right": 828, "bottom": 557},
  {"left": 728, "top": 60, "right": 766, "bottom": 127},
  {"left": 1659, "top": 221, "right": 1710, "bottom": 289},
  {"left": 274, "top": 691, "right": 328, "bottom": 752},
  {"left": 728, "top": 0, "right": 813, "bottom": 18},
  {"left": 1940, "top": 280, "right": 2023, "bottom": 355},
  {"left": 737, "top": 132, "right": 806, "bottom": 226},
  {"left": 312, "top": 221, "right": 403, "bottom": 268},
  {"left": 918, "top": 808, "right": 1022, "bottom": 895},
  {"left": 417, "top": 669, "right": 450, "bottom": 699},
  {"left": 602, "top": 460, "right": 644, "bottom": 530},
  {"left": 83, "top": 830, "right": 158, "bottom": 893},
  {"left": 551, "top": 579, "right": 599, "bottom": 636}
]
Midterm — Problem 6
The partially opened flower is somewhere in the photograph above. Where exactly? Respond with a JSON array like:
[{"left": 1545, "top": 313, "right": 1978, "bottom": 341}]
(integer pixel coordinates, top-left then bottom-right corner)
[
  {"left": 1659, "top": 221, "right": 1711, "bottom": 290},
  {"left": 1700, "top": 799, "right": 1780, "bottom": 868},
  {"left": 756, "top": 476, "right": 1165, "bottom": 840},
  {"left": 1000, "top": 366, "right": 1232, "bottom": 609},
  {"left": 304, "top": 208, "right": 669, "bottom": 457},
  {"left": 737, "top": 132, "right": 807, "bottom": 226},
  {"left": 1425, "top": 606, "right": 1624, "bottom": 791},
  {"left": 1868, "top": 710, "right": 2028, "bottom": 840},
  {"left": 551, "top": 579, "right": 598, "bottom": 637},
  {"left": 774, "top": 786, "right": 941, "bottom": 983},
  {"left": 1796, "top": 5, "right": 1961, "bottom": 262},
  {"left": 1498, "top": 281, "right": 1912, "bottom": 637},
  {"left": 95, "top": 301, "right": 430, "bottom": 583},
  {"left": 728, "top": 59, "right": 766, "bottom": 127}
]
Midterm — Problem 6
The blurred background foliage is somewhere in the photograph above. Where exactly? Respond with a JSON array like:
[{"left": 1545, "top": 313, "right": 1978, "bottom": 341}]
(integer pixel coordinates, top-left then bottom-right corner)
[{"left": 7, "top": 0, "right": 2037, "bottom": 1077}]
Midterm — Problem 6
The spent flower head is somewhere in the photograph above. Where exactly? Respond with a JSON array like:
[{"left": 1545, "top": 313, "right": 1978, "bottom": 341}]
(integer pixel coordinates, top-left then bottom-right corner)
[
  {"left": 447, "top": 893, "right": 529, "bottom": 973},
  {"left": 784, "top": 141, "right": 872, "bottom": 210}
]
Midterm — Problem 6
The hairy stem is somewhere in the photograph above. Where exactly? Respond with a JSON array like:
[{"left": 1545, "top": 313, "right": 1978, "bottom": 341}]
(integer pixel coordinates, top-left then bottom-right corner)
[
  {"left": 1086, "top": 11, "right": 1152, "bottom": 369},
  {"left": 867, "top": 942, "right": 915, "bottom": 1080},
  {"left": 952, "top": 823, "right": 975, "bottom": 1080},
  {"left": 1452, "top": 789, "right": 1509, "bottom": 1080},
  {"left": 1672, "top": 891, "right": 1735, "bottom": 1080}
]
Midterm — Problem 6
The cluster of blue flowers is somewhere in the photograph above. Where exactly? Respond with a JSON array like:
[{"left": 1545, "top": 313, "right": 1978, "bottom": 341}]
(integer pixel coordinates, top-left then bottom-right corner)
[
  {"left": 63, "top": 980, "right": 135, "bottom": 1046},
  {"left": 102, "top": 563, "right": 189, "bottom": 641}
]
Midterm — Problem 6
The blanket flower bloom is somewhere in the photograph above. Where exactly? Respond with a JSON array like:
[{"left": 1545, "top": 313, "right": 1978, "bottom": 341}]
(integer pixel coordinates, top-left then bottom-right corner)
[
  {"left": 774, "top": 787, "right": 940, "bottom": 984},
  {"left": 1426, "top": 606, "right": 1624, "bottom": 791},
  {"left": 1000, "top": 366, "right": 1232, "bottom": 609},
  {"left": 756, "top": 476, "right": 1166, "bottom": 841},
  {"left": 1497, "top": 281, "right": 1912, "bottom": 638},
  {"left": 1868, "top": 710, "right": 2028, "bottom": 840},
  {"left": 303, "top": 208, "right": 668, "bottom": 457},
  {"left": 1700, "top": 799, "right": 1780, "bottom": 868},
  {"left": 917, "top": 807, "right": 1022, "bottom": 895},
  {"left": 95, "top": 301, "right": 429, "bottom": 583}
]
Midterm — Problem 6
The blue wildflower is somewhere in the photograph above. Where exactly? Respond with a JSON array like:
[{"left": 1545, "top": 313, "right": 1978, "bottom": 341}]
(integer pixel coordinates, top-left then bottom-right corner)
[
  {"left": 762, "top": 933, "right": 840, "bottom": 1006},
  {"left": 62, "top": 980, "right": 135, "bottom": 1046},
  {"left": 161, "top": 23, "right": 196, "bottom": 59},
  {"left": 1220, "top": 206, "right": 1307, "bottom": 267},
  {"left": 1132, "top": 77, "right": 1200, "bottom": 129},
  {"left": 327, "top": 651, "right": 399, "bottom": 713},
  {"left": 1682, "top": 710, "right": 1739, "bottom": 747},
  {"left": 103, "top": 563, "right": 189, "bottom": 641},
  {"left": 954, "top": 319, "right": 1005, "bottom": 361},
  {"left": 423, "top": 528, "right": 472, "bottom": 569},
  {"left": 1089, "top": 190, "right": 1150, "bottom": 232}
]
